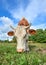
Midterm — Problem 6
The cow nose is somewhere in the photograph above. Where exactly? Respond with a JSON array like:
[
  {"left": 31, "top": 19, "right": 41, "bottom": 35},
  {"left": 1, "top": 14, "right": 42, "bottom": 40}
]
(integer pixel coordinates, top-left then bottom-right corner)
[{"left": 17, "top": 49, "right": 24, "bottom": 52}]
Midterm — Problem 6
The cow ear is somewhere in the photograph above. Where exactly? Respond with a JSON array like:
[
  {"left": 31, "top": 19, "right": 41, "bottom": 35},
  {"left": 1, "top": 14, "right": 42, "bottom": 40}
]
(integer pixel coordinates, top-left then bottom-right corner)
[
  {"left": 7, "top": 31, "right": 14, "bottom": 36},
  {"left": 27, "top": 29, "right": 36, "bottom": 34}
]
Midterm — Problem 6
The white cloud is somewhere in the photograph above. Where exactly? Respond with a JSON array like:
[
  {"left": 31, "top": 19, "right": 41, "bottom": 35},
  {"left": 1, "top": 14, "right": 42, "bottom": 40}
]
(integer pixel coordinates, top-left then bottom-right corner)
[
  {"left": 0, "top": 16, "right": 14, "bottom": 40},
  {"left": 0, "top": 16, "right": 14, "bottom": 31},
  {"left": 0, "top": 16, "right": 13, "bottom": 26},
  {"left": 8, "top": 0, "right": 46, "bottom": 22},
  {"left": 30, "top": 23, "right": 46, "bottom": 30},
  {"left": 0, "top": 32, "right": 13, "bottom": 41},
  {"left": 0, "top": 32, "right": 8, "bottom": 40}
]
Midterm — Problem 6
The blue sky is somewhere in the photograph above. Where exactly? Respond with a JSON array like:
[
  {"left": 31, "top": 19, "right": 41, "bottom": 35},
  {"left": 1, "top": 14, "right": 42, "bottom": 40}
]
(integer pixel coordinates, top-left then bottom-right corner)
[{"left": 0, "top": 0, "right": 46, "bottom": 40}]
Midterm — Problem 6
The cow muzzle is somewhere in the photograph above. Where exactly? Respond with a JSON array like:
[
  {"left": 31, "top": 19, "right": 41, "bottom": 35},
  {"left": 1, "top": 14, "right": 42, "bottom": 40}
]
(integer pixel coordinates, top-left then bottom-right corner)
[{"left": 17, "top": 49, "right": 24, "bottom": 52}]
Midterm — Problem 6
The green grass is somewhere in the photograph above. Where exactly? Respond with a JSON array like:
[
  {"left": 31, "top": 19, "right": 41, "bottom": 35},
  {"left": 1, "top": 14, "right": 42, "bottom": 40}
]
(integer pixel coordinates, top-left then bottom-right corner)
[{"left": 0, "top": 42, "right": 46, "bottom": 65}]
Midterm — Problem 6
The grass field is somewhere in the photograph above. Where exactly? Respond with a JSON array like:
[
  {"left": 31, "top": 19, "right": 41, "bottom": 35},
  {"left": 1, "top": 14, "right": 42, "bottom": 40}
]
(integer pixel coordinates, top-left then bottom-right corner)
[{"left": 0, "top": 42, "right": 46, "bottom": 65}]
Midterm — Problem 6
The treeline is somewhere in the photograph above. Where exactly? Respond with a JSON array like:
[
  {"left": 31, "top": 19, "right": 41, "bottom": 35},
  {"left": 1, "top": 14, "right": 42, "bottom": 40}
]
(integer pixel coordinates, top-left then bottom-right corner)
[
  {"left": 0, "top": 37, "right": 17, "bottom": 43},
  {"left": 28, "top": 29, "right": 46, "bottom": 43}
]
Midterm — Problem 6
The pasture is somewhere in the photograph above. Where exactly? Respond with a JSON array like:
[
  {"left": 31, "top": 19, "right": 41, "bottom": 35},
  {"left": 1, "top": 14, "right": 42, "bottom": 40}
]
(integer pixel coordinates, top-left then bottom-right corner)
[{"left": 0, "top": 42, "right": 46, "bottom": 65}]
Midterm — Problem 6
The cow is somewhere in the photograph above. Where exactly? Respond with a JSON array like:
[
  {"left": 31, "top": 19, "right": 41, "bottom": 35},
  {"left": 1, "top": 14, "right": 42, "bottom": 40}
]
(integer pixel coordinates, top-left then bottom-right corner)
[{"left": 7, "top": 18, "right": 36, "bottom": 52}]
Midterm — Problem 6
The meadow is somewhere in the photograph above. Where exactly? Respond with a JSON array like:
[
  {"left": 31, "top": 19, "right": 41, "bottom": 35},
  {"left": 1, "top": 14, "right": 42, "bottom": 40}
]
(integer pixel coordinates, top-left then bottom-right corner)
[{"left": 0, "top": 42, "right": 46, "bottom": 65}]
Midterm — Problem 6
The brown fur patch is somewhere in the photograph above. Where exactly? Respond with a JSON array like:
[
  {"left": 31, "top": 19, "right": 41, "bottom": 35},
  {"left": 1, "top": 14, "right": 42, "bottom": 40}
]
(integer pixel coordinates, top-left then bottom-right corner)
[
  {"left": 7, "top": 31, "right": 14, "bottom": 36},
  {"left": 27, "top": 29, "right": 36, "bottom": 34},
  {"left": 18, "top": 18, "right": 29, "bottom": 26}
]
